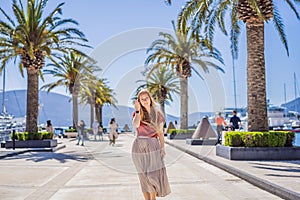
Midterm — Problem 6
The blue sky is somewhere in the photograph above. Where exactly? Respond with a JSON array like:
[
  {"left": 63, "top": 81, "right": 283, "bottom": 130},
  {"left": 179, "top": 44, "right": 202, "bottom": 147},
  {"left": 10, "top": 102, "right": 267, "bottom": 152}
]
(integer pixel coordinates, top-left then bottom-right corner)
[{"left": 1, "top": 0, "right": 300, "bottom": 116}]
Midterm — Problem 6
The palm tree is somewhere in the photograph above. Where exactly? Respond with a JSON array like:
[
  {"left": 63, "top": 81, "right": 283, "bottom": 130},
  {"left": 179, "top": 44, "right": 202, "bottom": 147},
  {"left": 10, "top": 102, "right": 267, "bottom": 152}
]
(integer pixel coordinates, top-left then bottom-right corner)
[
  {"left": 0, "top": 0, "right": 89, "bottom": 133},
  {"left": 136, "top": 66, "right": 180, "bottom": 118},
  {"left": 94, "top": 79, "right": 117, "bottom": 127},
  {"left": 41, "top": 51, "right": 96, "bottom": 129},
  {"left": 80, "top": 78, "right": 116, "bottom": 128},
  {"left": 145, "top": 21, "right": 224, "bottom": 129},
  {"left": 178, "top": 0, "right": 299, "bottom": 131}
]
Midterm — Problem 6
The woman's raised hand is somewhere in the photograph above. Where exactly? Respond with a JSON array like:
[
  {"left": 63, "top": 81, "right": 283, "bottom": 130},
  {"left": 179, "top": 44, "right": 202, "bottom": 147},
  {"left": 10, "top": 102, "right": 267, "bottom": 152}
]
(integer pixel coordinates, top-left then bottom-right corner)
[{"left": 134, "top": 100, "right": 140, "bottom": 111}]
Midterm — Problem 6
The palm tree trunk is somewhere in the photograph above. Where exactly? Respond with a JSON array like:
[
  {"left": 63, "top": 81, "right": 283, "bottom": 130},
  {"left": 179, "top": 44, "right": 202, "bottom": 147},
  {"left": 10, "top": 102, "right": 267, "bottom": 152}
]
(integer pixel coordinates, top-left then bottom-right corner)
[
  {"left": 72, "top": 94, "right": 79, "bottom": 129},
  {"left": 26, "top": 70, "right": 39, "bottom": 133},
  {"left": 95, "top": 104, "right": 99, "bottom": 125},
  {"left": 246, "top": 20, "right": 268, "bottom": 131},
  {"left": 90, "top": 103, "right": 95, "bottom": 128},
  {"left": 95, "top": 104, "right": 103, "bottom": 126},
  {"left": 99, "top": 105, "right": 103, "bottom": 126},
  {"left": 160, "top": 101, "right": 166, "bottom": 119},
  {"left": 180, "top": 77, "right": 188, "bottom": 129}
]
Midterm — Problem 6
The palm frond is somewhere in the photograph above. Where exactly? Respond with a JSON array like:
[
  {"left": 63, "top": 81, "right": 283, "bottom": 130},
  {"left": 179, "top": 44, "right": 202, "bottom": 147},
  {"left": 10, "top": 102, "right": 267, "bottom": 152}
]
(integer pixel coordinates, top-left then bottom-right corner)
[{"left": 272, "top": 4, "right": 289, "bottom": 56}]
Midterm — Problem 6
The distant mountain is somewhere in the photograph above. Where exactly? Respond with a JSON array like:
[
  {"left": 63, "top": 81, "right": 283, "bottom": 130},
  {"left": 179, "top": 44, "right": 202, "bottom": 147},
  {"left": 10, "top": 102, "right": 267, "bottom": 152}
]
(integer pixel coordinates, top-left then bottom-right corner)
[
  {"left": 0, "top": 90, "right": 212, "bottom": 128},
  {"left": 0, "top": 90, "right": 72, "bottom": 127},
  {"left": 282, "top": 97, "right": 300, "bottom": 113}
]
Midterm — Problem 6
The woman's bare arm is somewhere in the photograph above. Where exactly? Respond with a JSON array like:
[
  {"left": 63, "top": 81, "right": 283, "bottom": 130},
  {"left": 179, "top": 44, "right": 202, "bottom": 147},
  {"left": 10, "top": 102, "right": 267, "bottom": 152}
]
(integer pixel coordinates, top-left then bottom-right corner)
[
  {"left": 132, "top": 100, "right": 141, "bottom": 128},
  {"left": 132, "top": 113, "right": 140, "bottom": 128},
  {"left": 157, "top": 122, "right": 166, "bottom": 157}
]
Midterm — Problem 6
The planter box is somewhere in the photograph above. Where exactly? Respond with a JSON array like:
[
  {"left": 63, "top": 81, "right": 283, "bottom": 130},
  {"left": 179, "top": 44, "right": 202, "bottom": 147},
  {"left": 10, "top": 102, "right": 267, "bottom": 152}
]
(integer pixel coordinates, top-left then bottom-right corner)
[
  {"left": 216, "top": 145, "right": 300, "bottom": 160},
  {"left": 167, "top": 133, "right": 193, "bottom": 140},
  {"left": 64, "top": 132, "right": 78, "bottom": 138},
  {"left": 5, "top": 139, "right": 57, "bottom": 149},
  {"left": 186, "top": 138, "right": 218, "bottom": 145}
]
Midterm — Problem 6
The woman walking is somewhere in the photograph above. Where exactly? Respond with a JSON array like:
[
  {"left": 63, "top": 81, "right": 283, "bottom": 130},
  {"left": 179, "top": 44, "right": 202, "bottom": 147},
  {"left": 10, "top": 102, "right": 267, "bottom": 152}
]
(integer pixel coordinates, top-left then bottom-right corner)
[
  {"left": 108, "top": 118, "right": 118, "bottom": 146},
  {"left": 76, "top": 120, "right": 85, "bottom": 146},
  {"left": 132, "top": 89, "right": 171, "bottom": 200}
]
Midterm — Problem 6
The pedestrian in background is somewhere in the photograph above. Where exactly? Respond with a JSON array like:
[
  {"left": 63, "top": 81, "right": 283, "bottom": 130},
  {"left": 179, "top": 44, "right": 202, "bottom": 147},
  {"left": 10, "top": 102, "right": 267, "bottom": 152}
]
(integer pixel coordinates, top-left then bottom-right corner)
[
  {"left": 108, "top": 118, "right": 118, "bottom": 146},
  {"left": 46, "top": 120, "right": 54, "bottom": 133},
  {"left": 215, "top": 112, "right": 227, "bottom": 143},
  {"left": 93, "top": 121, "right": 98, "bottom": 140},
  {"left": 98, "top": 124, "right": 104, "bottom": 141},
  {"left": 230, "top": 110, "right": 242, "bottom": 131},
  {"left": 132, "top": 89, "right": 171, "bottom": 200},
  {"left": 76, "top": 120, "right": 85, "bottom": 146},
  {"left": 46, "top": 120, "right": 54, "bottom": 138}
]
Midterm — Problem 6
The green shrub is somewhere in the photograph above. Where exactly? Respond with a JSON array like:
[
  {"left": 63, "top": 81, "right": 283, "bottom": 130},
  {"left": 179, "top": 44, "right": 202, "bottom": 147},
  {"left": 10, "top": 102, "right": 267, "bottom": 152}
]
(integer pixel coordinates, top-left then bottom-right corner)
[
  {"left": 10, "top": 132, "right": 26, "bottom": 141},
  {"left": 65, "top": 128, "right": 77, "bottom": 132},
  {"left": 42, "top": 132, "right": 54, "bottom": 139},
  {"left": 242, "top": 133, "right": 255, "bottom": 147},
  {"left": 169, "top": 129, "right": 195, "bottom": 135},
  {"left": 11, "top": 132, "right": 54, "bottom": 140},
  {"left": 268, "top": 131, "right": 287, "bottom": 147},
  {"left": 225, "top": 132, "right": 243, "bottom": 147},
  {"left": 285, "top": 131, "right": 295, "bottom": 147},
  {"left": 225, "top": 131, "right": 293, "bottom": 147},
  {"left": 253, "top": 132, "right": 268, "bottom": 147},
  {"left": 28, "top": 132, "right": 43, "bottom": 140},
  {"left": 17, "top": 132, "right": 26, "bottom": 141}
]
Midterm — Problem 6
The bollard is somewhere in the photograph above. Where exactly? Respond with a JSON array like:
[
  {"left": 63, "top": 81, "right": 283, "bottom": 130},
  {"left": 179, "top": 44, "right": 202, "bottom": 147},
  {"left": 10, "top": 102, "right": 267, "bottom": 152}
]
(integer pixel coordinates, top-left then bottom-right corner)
[{"left": 12, "top": 129, "right": 15, "bottom": 150}]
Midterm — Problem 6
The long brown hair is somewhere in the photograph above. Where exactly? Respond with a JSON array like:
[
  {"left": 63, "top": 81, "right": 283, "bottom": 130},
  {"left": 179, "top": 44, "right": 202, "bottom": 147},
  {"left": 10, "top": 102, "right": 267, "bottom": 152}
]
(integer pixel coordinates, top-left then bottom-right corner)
[{"left": 137, "top": 89, "right": 155, "bottom": 123}]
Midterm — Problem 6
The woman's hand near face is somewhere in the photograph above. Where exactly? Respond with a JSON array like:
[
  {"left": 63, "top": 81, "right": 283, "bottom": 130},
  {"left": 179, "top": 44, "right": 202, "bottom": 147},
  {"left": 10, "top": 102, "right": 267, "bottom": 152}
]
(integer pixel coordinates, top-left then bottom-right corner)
[{"left": 134, "top": 100, "right": 140, "bottom": 111}]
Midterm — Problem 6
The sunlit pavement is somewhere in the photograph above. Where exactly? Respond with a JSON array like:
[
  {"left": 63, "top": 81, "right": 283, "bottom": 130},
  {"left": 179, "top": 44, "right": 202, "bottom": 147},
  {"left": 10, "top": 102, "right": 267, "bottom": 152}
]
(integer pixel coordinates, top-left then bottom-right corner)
[{"left": 0, "top": 133, "right": 297, "bottom": 199}]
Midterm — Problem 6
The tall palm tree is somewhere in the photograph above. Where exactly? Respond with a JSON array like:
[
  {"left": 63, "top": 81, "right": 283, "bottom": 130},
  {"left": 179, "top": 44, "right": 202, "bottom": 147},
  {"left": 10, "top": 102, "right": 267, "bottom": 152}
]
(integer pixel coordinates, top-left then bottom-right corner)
[
  {"left": 94, "top": 79, "right": 117, "bottom": 127},
  {"left": 145, "top": 21, "right": 224, "bottom": 129},
  {"left": 178, "top": 0, "right": 299, "bottom": 131},
  {"left": 41, "top": 51, "right": 95, "bottom": 129},
  {"left": 80, "top": 78, "right": 116, "bottom": 128},
  {"left": 0, "top": 0, "right": 89, "bottom": 133},
  {"left": 136, "top": 66, "right": 180, "bottom": 118}
]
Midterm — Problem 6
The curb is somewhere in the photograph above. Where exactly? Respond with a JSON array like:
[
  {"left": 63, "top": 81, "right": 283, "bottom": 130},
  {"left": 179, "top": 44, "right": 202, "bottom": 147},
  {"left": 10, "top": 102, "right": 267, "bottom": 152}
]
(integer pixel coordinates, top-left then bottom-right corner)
[{"left": 165, "top": 140, "right": 300, "bottom": 200}]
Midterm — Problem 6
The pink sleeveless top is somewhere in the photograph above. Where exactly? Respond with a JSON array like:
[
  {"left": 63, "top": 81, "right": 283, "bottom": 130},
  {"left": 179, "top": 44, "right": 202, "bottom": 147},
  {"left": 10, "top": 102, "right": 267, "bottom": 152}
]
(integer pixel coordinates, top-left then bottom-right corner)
[{"left": 132, "top": 111, "right": 165, "bottom": 138}]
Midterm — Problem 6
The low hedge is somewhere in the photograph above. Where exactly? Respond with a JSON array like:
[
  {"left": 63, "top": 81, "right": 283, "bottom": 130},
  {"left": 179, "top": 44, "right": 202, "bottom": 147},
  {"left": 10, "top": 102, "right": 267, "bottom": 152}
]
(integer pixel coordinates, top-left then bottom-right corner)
[
  {"left": 10, "top": 132, "right": 54, "bottom": 141},
  {"left": 224, "top": 131, "right": 295, "bottom": 147},
  {"left": 65, "top": 128, "right": 77, "bottom": 132},
  {"left": 169, "top": 129, "right": 195, "bottom": 135}
]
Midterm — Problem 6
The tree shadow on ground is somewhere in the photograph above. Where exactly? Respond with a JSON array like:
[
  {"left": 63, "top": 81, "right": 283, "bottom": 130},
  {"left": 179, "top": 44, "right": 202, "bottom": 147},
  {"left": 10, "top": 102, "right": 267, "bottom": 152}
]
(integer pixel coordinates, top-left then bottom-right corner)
[
  {"left": 251, "top": 161, "right": 300, "bottom": 177},
  {"left": 2, "top": 150, "right": 91, "bottom": 163}
]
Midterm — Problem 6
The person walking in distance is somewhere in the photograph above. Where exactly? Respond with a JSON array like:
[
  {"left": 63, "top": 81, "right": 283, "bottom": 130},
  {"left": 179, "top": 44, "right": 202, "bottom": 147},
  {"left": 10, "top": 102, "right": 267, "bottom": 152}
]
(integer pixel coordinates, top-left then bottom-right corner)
[
  {"left": 46, "top": 120, "right": 54, "bottom": 138},
  {"left": 76, "top": 120, "right": 85, "bottom": 146},
  {"left": 215, "top": 112, "right": 227, "bottom": 144},
  {"left": 93, "top": 121, "right": 98, "bottom": 140},
  {"left": 108, "top": 118, "right": 118, "bottom": 146},
  {"left": 230, "top": 110, "right": 242, "bottom": 131},
  {"left": 132, "top": 89, "right": 171, "bottom": 200}
]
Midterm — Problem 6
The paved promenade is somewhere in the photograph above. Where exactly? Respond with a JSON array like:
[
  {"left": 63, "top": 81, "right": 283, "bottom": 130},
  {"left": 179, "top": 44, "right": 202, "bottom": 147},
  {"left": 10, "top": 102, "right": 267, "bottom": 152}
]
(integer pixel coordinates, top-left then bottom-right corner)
[{"left": 0, "top": 133, "right": 299, "bottom": 200}]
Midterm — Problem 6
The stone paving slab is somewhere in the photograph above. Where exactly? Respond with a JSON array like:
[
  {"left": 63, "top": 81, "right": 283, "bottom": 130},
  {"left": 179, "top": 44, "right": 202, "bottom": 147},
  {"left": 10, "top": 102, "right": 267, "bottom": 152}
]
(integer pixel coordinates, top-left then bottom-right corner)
[
  {"left": 0, "top": 133, "right": 290, "bottom": 199},
  {"left": 165, "top": 139, "right": 300, "bottom": 200}
]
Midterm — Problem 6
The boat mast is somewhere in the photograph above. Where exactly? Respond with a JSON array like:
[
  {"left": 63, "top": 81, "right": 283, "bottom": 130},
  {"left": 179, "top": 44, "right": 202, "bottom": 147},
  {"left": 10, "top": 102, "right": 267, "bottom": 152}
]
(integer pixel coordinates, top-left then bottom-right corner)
[
  {"left": 2, "top": 67, "right": 5, "bottom": 116},
  {"left": 232, "top": 55, "right": 237, "bottom": 110},
  {"left": 294, "top": 72, "right": 298, "bottom": 112},
  {"left": 284, "top": 83, "right": 287, "bottom": 116}
]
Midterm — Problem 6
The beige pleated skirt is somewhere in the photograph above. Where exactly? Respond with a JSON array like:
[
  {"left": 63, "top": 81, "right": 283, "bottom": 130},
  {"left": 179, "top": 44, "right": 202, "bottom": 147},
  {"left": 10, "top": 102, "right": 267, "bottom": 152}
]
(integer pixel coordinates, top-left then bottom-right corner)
[{"left": 132, "top": 137, "right": 171, "bottom": 197}]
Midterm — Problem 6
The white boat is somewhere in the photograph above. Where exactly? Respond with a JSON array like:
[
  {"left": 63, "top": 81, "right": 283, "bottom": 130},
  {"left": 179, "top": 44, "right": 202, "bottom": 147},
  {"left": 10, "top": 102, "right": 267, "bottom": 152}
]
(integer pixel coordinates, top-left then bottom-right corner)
[
  {"left": 267, "top": 105, "right": 290, "bottom": 129},
  {"left": 210, "top": 105, "right": 298, "bottom": 131}
]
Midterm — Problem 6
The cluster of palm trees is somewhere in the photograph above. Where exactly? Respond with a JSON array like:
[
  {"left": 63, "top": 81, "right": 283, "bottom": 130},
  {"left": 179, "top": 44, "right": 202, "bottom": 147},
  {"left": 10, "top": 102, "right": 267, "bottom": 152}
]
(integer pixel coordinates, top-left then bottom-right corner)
[
  {"left": 144, "top": 21, "right": 224, "bottom": 129},
  {"left": 1, "top": 0, "right": 299, "bottom": 134},
  {"left": 0, "top": 0, "right": 115, "bottom": 134},
  {"left": 148, "top": 0, "right": 299, "bottom": 131}
]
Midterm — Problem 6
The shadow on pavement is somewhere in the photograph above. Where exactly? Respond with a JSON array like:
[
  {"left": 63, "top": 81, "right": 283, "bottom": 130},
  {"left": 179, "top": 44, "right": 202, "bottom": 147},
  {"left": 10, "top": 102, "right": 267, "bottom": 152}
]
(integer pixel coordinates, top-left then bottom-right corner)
[{"left": 1, "top": 151, "right": 91, "bottom": 163}]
